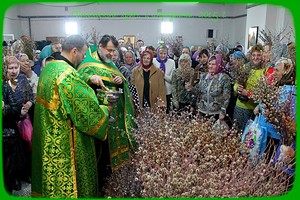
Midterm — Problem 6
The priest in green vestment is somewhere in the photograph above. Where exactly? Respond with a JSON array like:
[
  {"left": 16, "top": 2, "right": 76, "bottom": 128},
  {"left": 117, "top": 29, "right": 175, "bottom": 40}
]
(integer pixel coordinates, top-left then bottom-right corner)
[
  {"left": 77, "top": 35, "right": 137, "bottom": 190},
  {"left": 31, "top": 35, "right": 110, "bottom": 198}
]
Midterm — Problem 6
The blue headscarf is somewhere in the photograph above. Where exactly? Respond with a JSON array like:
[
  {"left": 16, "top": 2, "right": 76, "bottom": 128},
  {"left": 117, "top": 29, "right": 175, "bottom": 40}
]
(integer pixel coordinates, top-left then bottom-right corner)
[
  {"left": 233, "top": 51, "right": 247, "bottom": 62},
  {"left": 40, "top": 45, "right": 52, "bottom": 60}
]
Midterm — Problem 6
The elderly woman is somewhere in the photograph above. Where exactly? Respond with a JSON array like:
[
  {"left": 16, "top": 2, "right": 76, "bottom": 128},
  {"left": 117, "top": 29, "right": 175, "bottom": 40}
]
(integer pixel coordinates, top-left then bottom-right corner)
[
  {"left": 233, "top": 44, "right": 265, "bottom": 131},
  {"left": 172, "top": 54, "right": 195, "bottom": 111},
  {"left": 131, "top": 50, "right": 166, "bottom": 109},
  {"left": 153, "top": 45, "right": 175, "bottom": 113},
  {"left": 225, "top": 51, "right": 248, "bottom": 127},
  {"left": 11, "top": 40, "right": 24, "bottom": 55},
  {"left": 254, "top": 58, "right": 296, "bottom": 160},
  {"left": 2, "top": 56, "right": 34, "bottom": 193},
  {"left": 229, "top": 51, "right": 248, "bottom": 84},
  {"left": 119, "top": 50, "right": 137, "bottom": 83},
  {"left": 119, "top": 50, "right": 139, "bottom": 107},
  {"left": 233, "top": 51, "right": 248, "bottom": 68},
  {"left": 41, "top": 56, "right": 55, "bottom": 72},
  {"left": 192, "top": 48, "right": 209, "bottom": 85},
  {"left": 111, "top": 49, "right": 121, "bottom": 68},
  {"left": 186, "top": 54, "right": 231, "bottom": 122},
  {"left": 16, "top": 53, "right": 39, "bottom": 99}
]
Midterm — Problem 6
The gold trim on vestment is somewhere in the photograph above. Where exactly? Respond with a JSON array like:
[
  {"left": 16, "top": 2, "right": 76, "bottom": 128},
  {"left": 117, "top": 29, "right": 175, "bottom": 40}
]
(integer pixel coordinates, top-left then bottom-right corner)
[
  {"left": 78, "top": 61, "right": 126, "bottom": 81},
  {"left": 31, "top": 191, "right": 43, "bottom": 197},
  {"left": 110, "top": 146, "right": 129, "bottom": 158},
  {"left": 36, "top": 68, "right": 73, "bottom": 110},
  {"left": 87, "top": 110, "right": 108, "bottom": 139},
  {"left": 69, "top": 119, "right": 78, "bottom": 198},
  {"left": 111, "top": 158, "right": 130, "bottom": 172}
]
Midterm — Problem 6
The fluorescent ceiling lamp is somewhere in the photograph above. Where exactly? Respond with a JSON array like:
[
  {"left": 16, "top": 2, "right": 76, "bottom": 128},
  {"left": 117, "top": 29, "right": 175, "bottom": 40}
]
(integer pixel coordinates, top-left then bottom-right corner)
[
  {"left": 161, "top": 21, "right": 173, "bottom": 34},
  {"left": 65, "top": 21, "right": 78, "bottom": 35}
]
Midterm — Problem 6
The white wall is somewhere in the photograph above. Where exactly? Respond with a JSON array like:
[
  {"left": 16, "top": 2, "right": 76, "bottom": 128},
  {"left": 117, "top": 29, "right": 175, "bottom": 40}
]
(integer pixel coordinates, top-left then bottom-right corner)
[
  {"left": 245, "top": 4, "right": 267, "bottom": 51},
  {"left": 276, "top": 6, "right": 295, "bottom": 43},
  {"left": 3, "top": 5, "right": 22, "bottom": 38},
  {"left": 4, "top": 3, "right": 294, "bottom": 49},
  {"left": 245, "top": 4, "right": 295, "bottom": 51}
]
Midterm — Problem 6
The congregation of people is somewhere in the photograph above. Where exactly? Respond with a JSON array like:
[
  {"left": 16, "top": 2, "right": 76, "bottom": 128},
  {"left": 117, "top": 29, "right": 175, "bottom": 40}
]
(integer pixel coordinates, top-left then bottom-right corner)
[{"left": 2, "top": 32, "right": 296, "bottom": 197}]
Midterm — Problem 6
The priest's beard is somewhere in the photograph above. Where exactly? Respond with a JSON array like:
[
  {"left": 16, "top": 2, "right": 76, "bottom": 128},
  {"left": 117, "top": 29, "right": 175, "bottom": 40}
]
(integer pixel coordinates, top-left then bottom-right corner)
[{"left": 99, "top": 52, "right": 112, "bottom": 63}]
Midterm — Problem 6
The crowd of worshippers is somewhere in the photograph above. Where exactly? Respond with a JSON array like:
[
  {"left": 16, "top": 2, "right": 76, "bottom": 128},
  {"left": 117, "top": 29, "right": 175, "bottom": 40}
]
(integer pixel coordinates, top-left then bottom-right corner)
[{"left": 2, "top": 34, "right": 296, "bottom": 197}]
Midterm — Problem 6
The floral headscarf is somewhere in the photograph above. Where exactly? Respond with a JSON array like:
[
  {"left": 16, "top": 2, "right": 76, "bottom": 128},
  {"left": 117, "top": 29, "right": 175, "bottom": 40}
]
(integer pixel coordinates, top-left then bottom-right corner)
[{"left": 207, "top": 54, "right": 225, "bottom": 79}]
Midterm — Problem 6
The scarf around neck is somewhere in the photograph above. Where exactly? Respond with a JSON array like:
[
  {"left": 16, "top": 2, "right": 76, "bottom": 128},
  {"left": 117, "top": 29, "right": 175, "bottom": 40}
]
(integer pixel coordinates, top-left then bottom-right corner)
[{"left": 156, "top": 57, "right": 168, "bottom": 73}]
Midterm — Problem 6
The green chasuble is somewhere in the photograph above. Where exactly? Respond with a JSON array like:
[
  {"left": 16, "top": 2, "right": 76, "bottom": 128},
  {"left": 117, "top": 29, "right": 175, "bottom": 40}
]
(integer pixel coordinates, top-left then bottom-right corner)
[
  {"left": 32, "top": 60, "right": 109, "bottom": 198},
  {"left": 78, "top": 50, "right": 137, "bottom": 171}
]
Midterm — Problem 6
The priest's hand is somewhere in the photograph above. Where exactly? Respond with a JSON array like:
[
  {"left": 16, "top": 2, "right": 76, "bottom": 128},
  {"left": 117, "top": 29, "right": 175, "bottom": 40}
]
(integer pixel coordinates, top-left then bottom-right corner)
[
  {"left": 90, "top": 75, "right": 105, "bottom": 87},
  {"left": 113, "top": 75, "right": 123, "bottom": 85}
]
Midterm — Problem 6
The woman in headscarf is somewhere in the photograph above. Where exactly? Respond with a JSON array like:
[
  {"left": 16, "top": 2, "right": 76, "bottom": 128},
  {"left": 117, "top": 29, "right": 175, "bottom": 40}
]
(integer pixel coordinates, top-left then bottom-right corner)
[
  {"left": 119, "top": 50, "right": 137, "bottom": 83},
  {"left": 131, "top": 50, "right": 166, "bottom": 109},
  {"left": 119, "top": 50, "right": 139, "bottom": 108},
  {"left": 112, "top": 49, "right": 121, "bottom": 68},
  {"left": 231, "top": 50, "right": 248, "bottom": 82},
  {"left": 152, "top": 45, "right": 175, "bottom": 113},
  {"left": 15, "top": 53, "right": 39, "bottom": 99},
  {"left": 172, "top": 54, "right": 194, "bottom": 112},
  {"left": 226, "top": 50, "right": 248, "bottom": 127},
  {"left": 254, "top": 57, "right": 296, "bottom": 162},
  {"left": 185, "top": 53, "right": 231, "bottom": 122}
]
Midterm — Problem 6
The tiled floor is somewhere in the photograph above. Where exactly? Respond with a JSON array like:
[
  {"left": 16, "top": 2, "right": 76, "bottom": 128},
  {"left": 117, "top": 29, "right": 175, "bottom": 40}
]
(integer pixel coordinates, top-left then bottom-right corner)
[{"left": 12, "top": 181, "right": 31, "bottom": 197}]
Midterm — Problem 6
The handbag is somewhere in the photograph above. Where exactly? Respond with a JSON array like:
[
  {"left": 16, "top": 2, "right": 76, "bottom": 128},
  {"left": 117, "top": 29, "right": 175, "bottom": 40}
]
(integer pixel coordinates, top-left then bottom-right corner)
[
  {"left": 241, "top": 114, "right": 267, "bottom": 161},
  {"left": 17, "top": 113, "right": 33, "bottom": 149}
]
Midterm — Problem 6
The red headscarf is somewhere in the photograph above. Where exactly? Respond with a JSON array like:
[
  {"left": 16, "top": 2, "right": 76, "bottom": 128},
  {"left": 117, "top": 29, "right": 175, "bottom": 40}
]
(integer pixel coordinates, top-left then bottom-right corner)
[{"left": 141, "top": 50, "right": 154, "bottom": 70}]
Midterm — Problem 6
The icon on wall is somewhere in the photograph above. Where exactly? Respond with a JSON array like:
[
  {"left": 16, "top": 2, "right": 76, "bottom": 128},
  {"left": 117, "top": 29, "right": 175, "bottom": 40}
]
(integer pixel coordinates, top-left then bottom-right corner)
[
  {"left": 248, "top": 26, "right": 258, "bottom": 50},
  {"left": 123, "top": 35, "right": 135, "bottom": 49}
]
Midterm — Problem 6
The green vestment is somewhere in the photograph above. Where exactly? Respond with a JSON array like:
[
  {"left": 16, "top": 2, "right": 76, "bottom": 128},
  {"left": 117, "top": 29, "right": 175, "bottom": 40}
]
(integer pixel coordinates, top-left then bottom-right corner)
[
  {"left": 77, "top": 50, "right": 137, "bottom": 171},
  {"left": 32, "top": 60, "right": 109, "bottom": 198}
]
